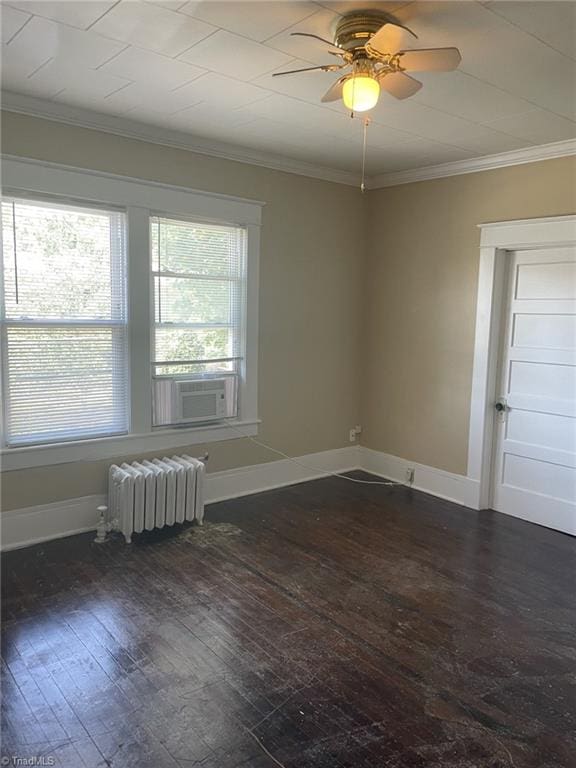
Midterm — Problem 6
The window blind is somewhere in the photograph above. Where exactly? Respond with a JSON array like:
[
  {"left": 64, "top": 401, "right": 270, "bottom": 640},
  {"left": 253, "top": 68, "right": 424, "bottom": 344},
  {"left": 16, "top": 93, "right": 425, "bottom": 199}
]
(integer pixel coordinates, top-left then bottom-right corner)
[
  {"left": 151, "top": 216, "right": 246, "bottom": 426},
  {"left": 1, "top": 198, "right": 129, "bottom": 446},
  {"left": 151, "top": 216, "right": 246, "bottom": 375}
]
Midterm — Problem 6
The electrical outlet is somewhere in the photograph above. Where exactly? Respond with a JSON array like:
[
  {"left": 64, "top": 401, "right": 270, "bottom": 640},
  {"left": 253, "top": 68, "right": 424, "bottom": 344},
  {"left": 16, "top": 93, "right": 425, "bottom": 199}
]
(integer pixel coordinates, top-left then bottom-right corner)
[
  {"left": 405, "top": 467, "right": 415, "bottom": 485},
  {"left": 349, "top": 428, "right": 357, "bottom": 443},
  {"left": 354, "top": 425, "right": 362, "bottom": 434}
]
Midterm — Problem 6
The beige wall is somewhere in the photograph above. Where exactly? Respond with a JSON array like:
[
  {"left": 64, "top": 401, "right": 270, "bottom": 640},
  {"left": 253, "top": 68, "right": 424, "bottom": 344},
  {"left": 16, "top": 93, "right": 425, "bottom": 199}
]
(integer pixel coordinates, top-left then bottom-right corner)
[
  {"left": 363, "top": 156, "right": 576, "bottom": 475},
  {"left": 2, "top": 112, "right": 575, "bottom": 510},
  {"left": 1, "top": 111, "right": 367, "bottom": 510}
]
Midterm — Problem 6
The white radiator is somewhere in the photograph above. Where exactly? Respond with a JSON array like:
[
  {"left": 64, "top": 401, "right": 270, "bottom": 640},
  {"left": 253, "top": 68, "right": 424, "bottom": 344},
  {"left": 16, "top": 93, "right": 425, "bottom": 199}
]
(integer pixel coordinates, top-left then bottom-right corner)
[{"left": 108, "top": 455, "right": 205, "bottom": 543}]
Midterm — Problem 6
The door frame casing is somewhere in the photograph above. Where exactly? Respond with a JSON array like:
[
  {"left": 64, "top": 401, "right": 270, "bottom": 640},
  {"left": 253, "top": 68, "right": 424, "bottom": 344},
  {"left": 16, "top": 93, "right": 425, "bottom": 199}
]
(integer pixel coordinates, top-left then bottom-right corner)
[{"left": 467, "top": 215, "right": 576, "bottom": 510}]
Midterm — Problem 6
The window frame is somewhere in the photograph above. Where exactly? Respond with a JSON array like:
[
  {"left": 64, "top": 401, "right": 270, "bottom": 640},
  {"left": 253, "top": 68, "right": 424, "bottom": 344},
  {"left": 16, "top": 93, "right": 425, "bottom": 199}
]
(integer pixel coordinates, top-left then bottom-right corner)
[{"left": 0, "top": 156, "right": 263, "bottom": 471}]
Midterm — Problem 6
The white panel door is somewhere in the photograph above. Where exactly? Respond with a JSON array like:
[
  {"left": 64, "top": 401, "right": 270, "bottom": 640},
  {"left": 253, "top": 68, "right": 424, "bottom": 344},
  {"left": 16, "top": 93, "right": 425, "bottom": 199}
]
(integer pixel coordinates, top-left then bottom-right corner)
[{"left": 493, "top": 247, "right": 576, "bottom": 534}]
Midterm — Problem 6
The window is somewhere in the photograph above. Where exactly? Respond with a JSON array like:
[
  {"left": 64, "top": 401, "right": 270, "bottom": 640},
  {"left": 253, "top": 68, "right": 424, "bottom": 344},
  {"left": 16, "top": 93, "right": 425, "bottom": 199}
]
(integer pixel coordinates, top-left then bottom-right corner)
[
  {"left": 1, "top": 156, "right": 261, "bottom": 470},
  {"left": 151, "top": 216, "right": 246, "bottom": 426},
  {"left": 0, "top": 198, "right": 128, "bottom": 446}
]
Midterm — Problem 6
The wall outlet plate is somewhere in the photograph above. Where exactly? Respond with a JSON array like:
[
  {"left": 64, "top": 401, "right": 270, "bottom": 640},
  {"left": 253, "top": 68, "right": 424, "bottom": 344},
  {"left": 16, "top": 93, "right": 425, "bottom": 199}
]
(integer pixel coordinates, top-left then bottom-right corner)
[{"left": 405, "top": 468, "right": 415, "bottom": 484}]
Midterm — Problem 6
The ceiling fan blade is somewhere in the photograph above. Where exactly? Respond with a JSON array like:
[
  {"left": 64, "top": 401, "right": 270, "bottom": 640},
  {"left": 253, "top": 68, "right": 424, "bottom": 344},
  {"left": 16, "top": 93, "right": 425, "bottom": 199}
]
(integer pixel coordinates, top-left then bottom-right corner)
[
  {"left": 321, "top": 76, "right": 348, "bottom": 103},
  {"left": 368, "top": 21, "right": 417, "bottom": 56},
  {"left": 290, "top": 32, "right": 340, "bottom": 48},
  {"left": 272, "top": 64, "right": 343, "bottom": 77},
  {"left": 396, "top": 47, "right": 461, "bottom": 72},
  {"left": 379, "top": 71, "right": 422, "bottom": 99}
]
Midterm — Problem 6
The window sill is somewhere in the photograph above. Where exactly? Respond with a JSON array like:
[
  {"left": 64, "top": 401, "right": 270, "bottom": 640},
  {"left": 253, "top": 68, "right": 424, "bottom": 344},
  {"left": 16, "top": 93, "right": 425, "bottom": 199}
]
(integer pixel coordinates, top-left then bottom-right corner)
[{"left": 0, "top": 419, "right": 260, "bottom": 472}]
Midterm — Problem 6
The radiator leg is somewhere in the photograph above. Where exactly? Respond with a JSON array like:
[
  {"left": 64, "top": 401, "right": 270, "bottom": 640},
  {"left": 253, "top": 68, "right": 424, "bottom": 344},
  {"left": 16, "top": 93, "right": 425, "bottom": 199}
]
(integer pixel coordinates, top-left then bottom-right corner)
[{"left": 124, "top": 534, "right": 132, "bottom": 544}]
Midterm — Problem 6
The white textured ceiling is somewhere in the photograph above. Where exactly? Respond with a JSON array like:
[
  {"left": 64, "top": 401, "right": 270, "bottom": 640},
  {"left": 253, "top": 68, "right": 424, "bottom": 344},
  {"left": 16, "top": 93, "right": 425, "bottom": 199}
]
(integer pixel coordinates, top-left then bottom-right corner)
[{"left": 1, "top": 0, "right": 575, "bottom": 178}]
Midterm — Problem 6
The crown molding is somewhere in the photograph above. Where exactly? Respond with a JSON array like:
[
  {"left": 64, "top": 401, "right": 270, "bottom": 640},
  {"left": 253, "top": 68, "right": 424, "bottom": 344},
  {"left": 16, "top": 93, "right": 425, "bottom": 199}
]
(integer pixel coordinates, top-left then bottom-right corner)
[
  {"left": 0, "top": 92, "right": 361, "bottom": 188},
  {"left": 367, "top": 138, "right": 576, "bottom": 189},
  {"left": 3, "top": 92, "right": 575, "bottom": 192}
]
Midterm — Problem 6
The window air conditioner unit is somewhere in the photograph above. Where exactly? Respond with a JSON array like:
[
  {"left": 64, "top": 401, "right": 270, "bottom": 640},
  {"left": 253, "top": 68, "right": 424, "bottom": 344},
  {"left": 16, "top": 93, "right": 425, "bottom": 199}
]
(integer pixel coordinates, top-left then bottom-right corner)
[{"left": 174, "top": 378, "right": 229, "bottom": 424}]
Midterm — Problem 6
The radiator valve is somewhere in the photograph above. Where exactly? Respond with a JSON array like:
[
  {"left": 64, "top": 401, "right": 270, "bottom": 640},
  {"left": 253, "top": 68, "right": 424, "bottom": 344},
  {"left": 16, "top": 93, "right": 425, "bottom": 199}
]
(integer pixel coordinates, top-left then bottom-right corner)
[{"left": 94, "top": 505, "right": 108, "bottom": 544}]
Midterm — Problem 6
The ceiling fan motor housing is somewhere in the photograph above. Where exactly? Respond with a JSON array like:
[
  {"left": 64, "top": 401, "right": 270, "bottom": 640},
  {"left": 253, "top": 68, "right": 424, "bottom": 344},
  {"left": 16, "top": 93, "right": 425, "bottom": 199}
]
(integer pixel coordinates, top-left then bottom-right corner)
[{"left": 334, "top": 12, "right": 393, "bottom": 52}]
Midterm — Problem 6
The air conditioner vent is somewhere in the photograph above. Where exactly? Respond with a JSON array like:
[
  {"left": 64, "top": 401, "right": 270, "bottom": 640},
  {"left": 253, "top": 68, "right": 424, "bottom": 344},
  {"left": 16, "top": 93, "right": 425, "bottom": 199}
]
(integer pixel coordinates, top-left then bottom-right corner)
[{"left": 178, "top": 379, "right": 226, "bottom": 394}]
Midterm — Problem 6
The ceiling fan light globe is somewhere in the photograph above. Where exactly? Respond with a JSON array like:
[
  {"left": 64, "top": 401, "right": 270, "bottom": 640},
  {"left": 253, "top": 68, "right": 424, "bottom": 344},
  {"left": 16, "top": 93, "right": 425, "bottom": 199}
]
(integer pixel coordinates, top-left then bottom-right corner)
[{"left": 342, "top": 75, "right": 380, "bottom": 112}]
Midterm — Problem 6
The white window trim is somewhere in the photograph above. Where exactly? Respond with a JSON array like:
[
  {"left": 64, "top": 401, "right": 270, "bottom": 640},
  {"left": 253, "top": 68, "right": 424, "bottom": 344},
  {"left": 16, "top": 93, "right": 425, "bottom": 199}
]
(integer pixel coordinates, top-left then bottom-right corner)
[
  {"left": 0, "top": 156, "right": 263, "bottom": 471},
  {"left": 467, "top": 215, "right": 576, "bottom": 509}
]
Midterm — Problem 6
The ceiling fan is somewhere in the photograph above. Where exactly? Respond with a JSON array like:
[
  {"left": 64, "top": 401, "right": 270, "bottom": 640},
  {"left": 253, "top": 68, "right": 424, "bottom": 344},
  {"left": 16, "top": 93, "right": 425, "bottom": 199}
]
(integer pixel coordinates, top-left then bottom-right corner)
[{"left": 273, "top": 12, "right": 461, "bottom": 113}]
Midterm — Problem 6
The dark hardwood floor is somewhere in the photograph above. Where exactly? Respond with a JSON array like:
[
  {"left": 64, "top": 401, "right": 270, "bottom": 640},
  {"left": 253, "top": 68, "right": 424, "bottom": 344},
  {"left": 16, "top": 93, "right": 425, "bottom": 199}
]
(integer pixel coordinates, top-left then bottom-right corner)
[{"left": 2, "top": 473, "right": 575, "bottom": 768}]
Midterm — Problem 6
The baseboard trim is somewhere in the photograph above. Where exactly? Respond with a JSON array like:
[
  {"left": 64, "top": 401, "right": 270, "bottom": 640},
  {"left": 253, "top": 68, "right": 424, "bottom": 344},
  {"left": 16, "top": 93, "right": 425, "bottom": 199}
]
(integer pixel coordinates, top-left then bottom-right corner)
[
  {"left": 1, "top": 494, "right": 107, "bottom": 552},
  {"left": 360, "top": 447, "right": 481, "bottom": 509},
  {"left": 1, "top": 445, "right": 482, "bottom": 551},
  {"left": 205, "top": 446, "right": 361, "bottom": 504},
  {"left": 1, "top": 446, "right": 361, "bottom": 551}
]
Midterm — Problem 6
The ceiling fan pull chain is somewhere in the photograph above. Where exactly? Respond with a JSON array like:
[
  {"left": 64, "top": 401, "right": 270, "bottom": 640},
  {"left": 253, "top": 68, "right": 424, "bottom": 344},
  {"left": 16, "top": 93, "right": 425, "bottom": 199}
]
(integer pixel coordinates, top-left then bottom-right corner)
[
  {"left": 349, "top": 66, "right": 357, "bottom": 119},
  {"left": 361, "top": 117, "right": 370, "bottom": 193}
]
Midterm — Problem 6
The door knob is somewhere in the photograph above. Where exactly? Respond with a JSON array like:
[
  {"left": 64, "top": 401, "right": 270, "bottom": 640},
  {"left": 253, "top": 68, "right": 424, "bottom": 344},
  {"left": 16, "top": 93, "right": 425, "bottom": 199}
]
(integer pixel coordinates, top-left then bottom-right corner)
[{"left": 495, "top": 400, "right": 509, "bottom": 422}]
